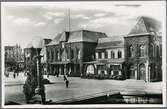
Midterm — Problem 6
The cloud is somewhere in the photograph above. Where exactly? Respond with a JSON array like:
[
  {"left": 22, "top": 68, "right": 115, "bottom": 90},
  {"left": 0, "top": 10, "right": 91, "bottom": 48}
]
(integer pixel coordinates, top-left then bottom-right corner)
[
  {"left": 7, "top": 15, "right": 14, "bottom": 20},
  {"left": 13, "top": 17, "right": 32, "bottom": 25},
  {"left": 44, "top": 11, "right": 65, "bottom": 20},
  {"left": 71, "top": 14, "right": 90, "bottom": 20},
  {"left": 93, "top": 13, "right": 106, "bottom": 17},
  {"left": 48, "top": 12, "right": 65, "bottom": 17},
  {"left": 53, "top": 18, "right": 63, "bottom": 24},
  {"left": 34, "top": 22, "right": 46, "bottom": 27}
]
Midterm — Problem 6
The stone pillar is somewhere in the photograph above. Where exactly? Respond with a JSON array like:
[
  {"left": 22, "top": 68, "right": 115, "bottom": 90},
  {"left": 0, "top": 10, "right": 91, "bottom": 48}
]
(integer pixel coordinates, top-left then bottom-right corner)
[
  {"left": 145, "top": 61, "right": 149, "bottom": 82},
  {"left": 96, "top": 53, "right": 98, "bottom": 59},
  {"left": 80, "top": 63, "right": 83, "bottom": 77}
]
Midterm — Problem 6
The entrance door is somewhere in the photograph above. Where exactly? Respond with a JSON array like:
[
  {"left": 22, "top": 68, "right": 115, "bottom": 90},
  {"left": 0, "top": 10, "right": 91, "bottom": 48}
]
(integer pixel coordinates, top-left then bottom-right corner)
[
  {"left": 130, "top": 65, "right": 137, "bottom": 79},
  {"left": 139, "top": 64, "right": 146, "bottom": 80}
]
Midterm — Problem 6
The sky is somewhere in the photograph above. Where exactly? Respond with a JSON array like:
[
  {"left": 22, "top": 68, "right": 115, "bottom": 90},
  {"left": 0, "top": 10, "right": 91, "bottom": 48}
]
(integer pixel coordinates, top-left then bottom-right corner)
[{"left": 1, "top": 1, "right": 166, "bottom": 48}]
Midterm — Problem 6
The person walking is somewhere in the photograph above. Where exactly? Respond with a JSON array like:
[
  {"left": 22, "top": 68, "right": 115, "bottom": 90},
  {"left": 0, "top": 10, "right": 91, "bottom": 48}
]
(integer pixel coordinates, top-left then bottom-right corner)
[{"left": 65, "top": 79, "right": 69, "bottom": 88}]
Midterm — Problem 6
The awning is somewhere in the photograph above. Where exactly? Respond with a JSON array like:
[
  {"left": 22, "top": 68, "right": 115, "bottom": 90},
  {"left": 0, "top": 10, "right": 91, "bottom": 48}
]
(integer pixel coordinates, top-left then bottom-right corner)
[
  {"left": 50, "top": 61, "right": 70, "bottom": 65},
  {"left": 83, "top": 61, "right": 98, "bottom": 64},
  {"left": 83, "top": 59, "right": 125, "bottom": 65}
]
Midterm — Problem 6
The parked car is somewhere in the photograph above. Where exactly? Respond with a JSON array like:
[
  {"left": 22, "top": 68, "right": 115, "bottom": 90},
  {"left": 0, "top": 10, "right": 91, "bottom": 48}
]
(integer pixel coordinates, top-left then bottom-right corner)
[{"left": 42, "top": 78, "right": 51, "bottom": 84}]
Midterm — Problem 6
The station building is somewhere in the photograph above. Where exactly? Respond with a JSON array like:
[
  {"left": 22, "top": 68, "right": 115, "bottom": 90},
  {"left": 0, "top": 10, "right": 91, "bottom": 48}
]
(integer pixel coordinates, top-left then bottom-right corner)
[
  {"left": 24, "top": 16, "right": 162, "bottom": 82},
  {"left": 44, "top": 17, "right": 162, "bottom": 81}
]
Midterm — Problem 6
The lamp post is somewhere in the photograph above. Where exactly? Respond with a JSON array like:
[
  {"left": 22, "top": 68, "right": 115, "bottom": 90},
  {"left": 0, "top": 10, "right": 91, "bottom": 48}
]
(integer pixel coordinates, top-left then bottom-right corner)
[{"left": 35, "top": 47, "right": 46, "bottom": 104}]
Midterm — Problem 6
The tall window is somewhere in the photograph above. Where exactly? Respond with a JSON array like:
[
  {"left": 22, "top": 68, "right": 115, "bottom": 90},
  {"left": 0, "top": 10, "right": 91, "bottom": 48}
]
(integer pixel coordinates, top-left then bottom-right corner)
[
  {"left": 98, "top": 52, "right": 102, "bottom": 59},
  {"left": 51, "top": 50, "right": 54, "bottom": 61},
  {"left": 129, "top": 45, "right": 133, "bottom": 57},
  {"left": 139, "top": 45, "right": 145, "bottom": 57},
  {"left": 55, "top": 51, "right": 58, "bottom": 60},
  {"left": 58, "top": 51, "right": 60, "bottom": 60},
  {"left": 118, "top": 51, "right": 122, "bottom": 58},
  {"left": 111, "top": 51, "right": 115, "bottom": 59},
  {"left": 71, "top": 49, "right": 74, "bottom": 59},
  {"left": 150, "top": 44, "right": 154, "bottom": 57},
  {"left": 156, "top": 45, "right": 159, "bottom": 58},
  {"left": 105, "top": 51, "right": 108, "bottom": 59},
  {"left": 67, "top": 49, "right": 70, "bottom": 59}
]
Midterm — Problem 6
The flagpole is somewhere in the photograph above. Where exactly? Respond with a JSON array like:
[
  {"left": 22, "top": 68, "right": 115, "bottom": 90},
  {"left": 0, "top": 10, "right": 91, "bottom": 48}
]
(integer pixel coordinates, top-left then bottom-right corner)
[{"left": 68, "top": 8, "right": 70, "bottom": 32}]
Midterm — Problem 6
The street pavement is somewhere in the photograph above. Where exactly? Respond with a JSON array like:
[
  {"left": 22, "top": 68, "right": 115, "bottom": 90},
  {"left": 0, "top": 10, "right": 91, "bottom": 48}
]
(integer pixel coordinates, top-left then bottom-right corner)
[{"left": 4, "top": 72, "right": 162, "bottom": 104}]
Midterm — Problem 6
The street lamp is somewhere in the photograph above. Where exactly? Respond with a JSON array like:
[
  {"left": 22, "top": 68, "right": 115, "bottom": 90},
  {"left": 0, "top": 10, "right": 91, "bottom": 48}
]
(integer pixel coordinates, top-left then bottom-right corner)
[
  {"left": 34, "top": 43, "right": 45, "bottom": 104},
  {"left": 35, "top": 48, "right": 43, "bottom": 94}
]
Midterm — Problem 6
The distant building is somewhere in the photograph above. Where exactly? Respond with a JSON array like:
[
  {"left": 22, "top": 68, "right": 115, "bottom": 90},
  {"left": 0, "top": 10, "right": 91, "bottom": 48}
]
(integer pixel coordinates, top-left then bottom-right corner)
[
  {"left": 24, "top": 38, "right": 52, "bottom": 72},
  {"left": 124, "top": 16, "right": 162, "bottom": 82},
  {"left": 5, "top": 44, "right": 24, "bottom": 71}
]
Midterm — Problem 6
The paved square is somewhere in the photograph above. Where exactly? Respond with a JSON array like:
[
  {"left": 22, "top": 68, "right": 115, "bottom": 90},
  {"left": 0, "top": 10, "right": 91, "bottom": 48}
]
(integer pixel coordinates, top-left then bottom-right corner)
[{"left": 4, "top": 72, "right": 162, "bottom": 104}]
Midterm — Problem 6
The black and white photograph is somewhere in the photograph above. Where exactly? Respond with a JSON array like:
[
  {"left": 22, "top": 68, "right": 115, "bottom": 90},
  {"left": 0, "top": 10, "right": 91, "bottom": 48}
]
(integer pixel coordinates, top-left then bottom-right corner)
[{"left": 1, "top": 1, "right": 166, "bottom": 108}]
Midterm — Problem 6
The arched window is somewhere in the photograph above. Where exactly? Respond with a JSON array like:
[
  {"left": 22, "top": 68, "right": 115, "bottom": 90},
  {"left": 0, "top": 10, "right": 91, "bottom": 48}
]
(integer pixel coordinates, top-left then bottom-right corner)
[
  {"left": 105, "top": 51, "right": 108, "bottom": 59},
  {"left": 118, "top": 51, "right": 122, "bottom": 58},
  {"left": 139, "top": 45, "right": 145, "bottom": 57},
  {"left": 156, "top": 45, "right": 159, "bottom": 58},
  {"left": 150, "top": 44, "right": 154, "bottom": 57},
  {"left": 111, "top": 51, "right": 115, "bottom": 59},
  {"left": 129, "top": 45, "right": 133, "bottom": 57}
]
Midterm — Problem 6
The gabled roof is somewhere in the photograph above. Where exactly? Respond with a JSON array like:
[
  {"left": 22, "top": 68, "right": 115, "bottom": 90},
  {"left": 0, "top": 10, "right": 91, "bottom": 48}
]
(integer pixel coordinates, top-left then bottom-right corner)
[
  {"left": 96, "top": 36, "right": 124, "bottom": 49},
  {"left": 128, "top": 16, "right": 161, "bottom": 36},
  {"left": 68, "top": 30, "right": 107, "bottom": 43},
  {"left": 47, "top": 33, "right": 63, "bottom": 46},
  {"left": 47, "top": 30, "right": 108, "bottom": 46}
]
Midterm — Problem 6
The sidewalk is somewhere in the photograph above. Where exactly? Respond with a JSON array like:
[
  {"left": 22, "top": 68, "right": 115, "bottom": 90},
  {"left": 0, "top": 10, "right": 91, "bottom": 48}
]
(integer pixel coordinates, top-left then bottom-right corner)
[{"left": 4, "top": 72, "right": 26, "bottom": 86}]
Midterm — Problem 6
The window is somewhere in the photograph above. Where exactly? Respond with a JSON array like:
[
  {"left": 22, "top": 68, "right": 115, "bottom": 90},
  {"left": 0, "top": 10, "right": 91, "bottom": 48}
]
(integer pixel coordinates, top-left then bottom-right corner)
[
  {"left": 71, "top": 49, "right": 74, "bottom": 59},
  {"left": 118, "top": 51, "right": 122, "bottom": 58},
  {"left": 51, "top": 50, "right": 54, "bottom": 61},
  {"left": 156, "top": 45, "right": 159, "bottom": 58},
  {"left": 55, "top": 51, "right": 58, "bottom": 60},
  {"left": 129, "top": 45, "right": 133, "bottom": 57},
  {"left": 104, "top": 51, "right": 108, "bottom": 59},
  {"left": 67, "top": 49, "right": 70, "bottom": 59},
  {"left": 150, "top": 44, "right": 154, "bottom": 57},
  {"left": 139, "top": 45, "right": 145, "bottom": 57},
  {"left": 98, "top": 52, "right": 102, "bottom": 59},
  {"left": 111, "top": 51, "right": 115, "bottom": 59},
  {"left": 58, "top": 51, "right": 60, "bottom": 60}
]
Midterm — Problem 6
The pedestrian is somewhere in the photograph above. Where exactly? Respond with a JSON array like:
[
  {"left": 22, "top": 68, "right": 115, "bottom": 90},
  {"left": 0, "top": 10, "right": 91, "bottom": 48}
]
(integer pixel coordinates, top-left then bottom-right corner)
[
  {"left": 64, "top": 74, "right": 67, "bottom": 81},
  {"left": 65, "top": 79, "right": 69, "bottom": 88},
  {"left": 13, "top": 72, "right": 16, "bottom": 79}
]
